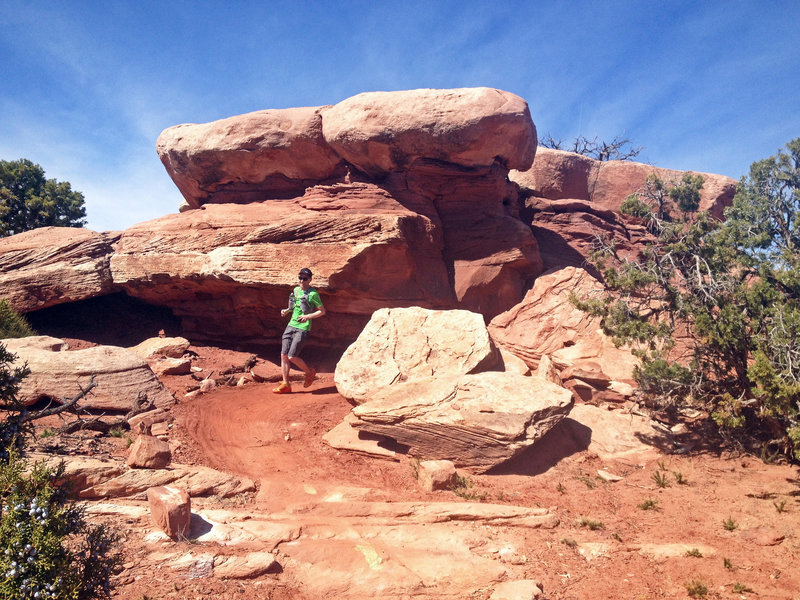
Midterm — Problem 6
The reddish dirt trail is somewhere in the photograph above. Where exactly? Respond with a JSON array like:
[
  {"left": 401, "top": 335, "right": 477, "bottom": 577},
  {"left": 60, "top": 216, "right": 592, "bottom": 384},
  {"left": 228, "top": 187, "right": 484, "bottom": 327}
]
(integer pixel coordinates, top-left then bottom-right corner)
[
  {"left": 172, "top": 369, "right": 423, "bottom": 502},
  {"left": 166, "top": 359, "right": 800, "bottom": 600}
]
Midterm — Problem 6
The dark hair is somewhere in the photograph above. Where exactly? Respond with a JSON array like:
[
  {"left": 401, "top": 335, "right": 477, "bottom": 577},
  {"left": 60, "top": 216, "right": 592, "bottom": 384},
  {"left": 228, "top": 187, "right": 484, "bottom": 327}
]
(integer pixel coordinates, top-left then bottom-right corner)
[{"left": 299, "top": 268, "right": 313, "bottom": 278}]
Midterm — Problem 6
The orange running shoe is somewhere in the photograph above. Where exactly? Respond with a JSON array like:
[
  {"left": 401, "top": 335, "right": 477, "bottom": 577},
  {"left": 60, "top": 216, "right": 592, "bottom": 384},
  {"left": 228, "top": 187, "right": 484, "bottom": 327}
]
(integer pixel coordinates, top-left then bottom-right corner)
[
  {"left": 273, "top": 382, "right": 292, "bottom": 394},
  {"left": 303, "top": 369, "right": 317, "bottom": 388}
]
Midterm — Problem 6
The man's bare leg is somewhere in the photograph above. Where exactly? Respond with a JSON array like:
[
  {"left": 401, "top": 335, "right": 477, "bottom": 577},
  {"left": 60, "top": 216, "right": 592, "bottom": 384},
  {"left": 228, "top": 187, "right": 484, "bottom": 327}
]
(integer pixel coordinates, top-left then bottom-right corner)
[
  {"left": 288, "top": 355, "right": 311, "bottom": 376},
  {"left": 281, "top": 353, "right": 291, "bottom": 384}
]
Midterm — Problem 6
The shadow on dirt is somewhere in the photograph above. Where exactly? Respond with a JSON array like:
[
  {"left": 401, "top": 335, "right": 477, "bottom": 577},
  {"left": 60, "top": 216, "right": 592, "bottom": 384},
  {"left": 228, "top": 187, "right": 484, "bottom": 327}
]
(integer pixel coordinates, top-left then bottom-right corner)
[{"left": 487, "top": 418, "right": 592, "bottom": 476}]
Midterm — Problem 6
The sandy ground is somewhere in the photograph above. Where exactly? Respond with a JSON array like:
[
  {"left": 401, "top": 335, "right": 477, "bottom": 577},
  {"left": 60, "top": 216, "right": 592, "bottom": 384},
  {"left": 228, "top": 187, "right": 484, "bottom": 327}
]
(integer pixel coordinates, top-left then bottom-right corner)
[{"left": 25, "top": 342, "right": 800, "bottom": 599}]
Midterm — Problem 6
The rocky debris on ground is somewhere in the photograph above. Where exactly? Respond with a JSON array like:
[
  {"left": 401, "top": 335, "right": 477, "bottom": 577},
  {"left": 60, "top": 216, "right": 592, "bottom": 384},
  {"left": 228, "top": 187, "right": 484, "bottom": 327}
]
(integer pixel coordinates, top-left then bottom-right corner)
[
  {"left": 2, "top": 336, "right": 175, "bottom": 411},
  {"left": 129, "top": 336, "right": 191, "bottom": 359},
  {"left": 417, "top": 459, "right": 458, "bottom": 491},
  {"left": 740, "top": 526, "right": 786, "bottom": 546},
  {"left": 147, "top": 485, "right": 191, "bottom": 538},
  {"left": 127, "top": 434, "right": 172, "bottom": 468},
  {"left": 350, "top": 372, "right": 573, "bottom": 472},
  {"left": 128, "top": 408, "right": 173, "bottom": 434},
  {"left": 489, "top": 579, "right": 544, "bottom": 600},
  {"left": 334, "top": 306, "right": 501, "bottom": 404},
  {"left": 90, "top": 486, "right": 558, "bottom": 597}
]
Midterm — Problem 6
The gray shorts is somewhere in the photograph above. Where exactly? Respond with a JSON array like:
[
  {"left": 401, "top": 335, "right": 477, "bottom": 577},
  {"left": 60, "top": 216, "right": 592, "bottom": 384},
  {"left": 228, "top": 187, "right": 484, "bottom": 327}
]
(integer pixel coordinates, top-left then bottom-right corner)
[{"left": 281, "top": 326, "right": 309, "bottom": 357}]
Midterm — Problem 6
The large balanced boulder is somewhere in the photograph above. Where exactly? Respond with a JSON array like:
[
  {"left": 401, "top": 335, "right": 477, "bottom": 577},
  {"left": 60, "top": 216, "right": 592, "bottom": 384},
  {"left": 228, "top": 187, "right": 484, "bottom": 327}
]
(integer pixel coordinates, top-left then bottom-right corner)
[
  {"left": 335, "top": 307, "right": 501, "bottom": 404},
  {"left": 156, "top": 106, "right": 344, "bottom": 208},
  {"left": 2, "top": 337, "right": 175, "bottom": 411},
  {"left": 321, "top": 87, "right": 537, "bottom": 177},
  {"left": 0, "top": 227, "right": 119, "bottom": 313},
  {"left": 350, "top": 372, "right": 574, "bottom": 472}
]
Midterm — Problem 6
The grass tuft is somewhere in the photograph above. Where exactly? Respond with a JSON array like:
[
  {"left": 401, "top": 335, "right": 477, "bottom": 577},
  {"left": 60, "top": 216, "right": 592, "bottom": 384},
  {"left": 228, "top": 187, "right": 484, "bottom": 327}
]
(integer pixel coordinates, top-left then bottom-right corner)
[
  {"left": 685, "top": 579, "right": 708, "bottom": 598},
  {"left": 638, "top": 498, "right": 659, "bottom": 511},
  {"left": 652, "top": 470, "right": 671, "bottom": 488},
  {"left": 578, "top": 517, "right": 605, "bottom": 530}
]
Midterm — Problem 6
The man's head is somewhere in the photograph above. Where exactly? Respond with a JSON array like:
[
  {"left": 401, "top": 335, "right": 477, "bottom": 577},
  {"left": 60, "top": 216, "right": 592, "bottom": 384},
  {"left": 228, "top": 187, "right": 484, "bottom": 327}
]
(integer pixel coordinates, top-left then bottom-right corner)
[{"left": 298, "top": 268, "right": 312, "bottom": 288}]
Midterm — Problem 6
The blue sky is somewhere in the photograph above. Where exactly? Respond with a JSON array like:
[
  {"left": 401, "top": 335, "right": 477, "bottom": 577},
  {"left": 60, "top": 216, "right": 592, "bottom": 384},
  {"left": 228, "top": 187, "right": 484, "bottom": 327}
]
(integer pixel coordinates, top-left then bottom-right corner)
[{"left": 1, "top": 1, "right": 798, "bottom": 232}]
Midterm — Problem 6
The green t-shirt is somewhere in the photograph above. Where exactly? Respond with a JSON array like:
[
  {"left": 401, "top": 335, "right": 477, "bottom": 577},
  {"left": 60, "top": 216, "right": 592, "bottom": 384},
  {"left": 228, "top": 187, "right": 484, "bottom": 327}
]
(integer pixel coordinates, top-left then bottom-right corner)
[{"left": 288, "top": 286, "right": 323, "bottom": 331}]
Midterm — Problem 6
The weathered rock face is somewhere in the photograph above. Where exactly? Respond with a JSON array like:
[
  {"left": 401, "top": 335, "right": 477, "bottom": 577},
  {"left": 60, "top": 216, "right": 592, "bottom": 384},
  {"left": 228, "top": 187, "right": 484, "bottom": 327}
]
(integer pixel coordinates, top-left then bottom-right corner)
[
  {"left": 321, "top": 88, "right": 537, "bottom": 177},
  {"left": 488, "top": 266, "right": 637, "bottom": 383},
  {"left": 512, "top": 148, "right": 737, "bottom": 217},
  {"left": 0, "top": 227, "right": 119, "bottom": 313},
  {"left": 350, "top": 372, "right": 574, "bottom": 472},
  {"left": 110, "top": 191, "right": 452, "bottom": 345},
  {"left": 156, "top": 107, "right": 342, "bottom": 208},
  {"left": 0, "top": 88, "right": 738, "bottom": 357},
  {"left": 157, "top": 107, "right": 345, "bottom": 209},
  {"left": 512, "top": 148, "right": 738, "bottom": 271},
  {"left": 334, "top": 307, "right": 501, "bottom": 405},
  {"left": 2, "top": 336, "right": 175, "bottom": 411}
]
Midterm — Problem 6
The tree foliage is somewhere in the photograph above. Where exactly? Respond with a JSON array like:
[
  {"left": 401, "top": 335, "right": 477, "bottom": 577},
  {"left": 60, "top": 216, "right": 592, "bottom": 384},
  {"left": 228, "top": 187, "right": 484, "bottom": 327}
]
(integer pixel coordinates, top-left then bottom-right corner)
[
  {"left": 0, "top": 159, "right": 87, "bottom": 237},
  {"left": 1, "top": 337, "right": 121, "bottom": 598},
  {"left": 575, "top": 138, "right": 800, "bottom": 460},
  {"left": 0, "top": 299, "right": 36, "bottom": 339},
  {"left": 540, "top": 133, "right": 643, "bottom": 161}
]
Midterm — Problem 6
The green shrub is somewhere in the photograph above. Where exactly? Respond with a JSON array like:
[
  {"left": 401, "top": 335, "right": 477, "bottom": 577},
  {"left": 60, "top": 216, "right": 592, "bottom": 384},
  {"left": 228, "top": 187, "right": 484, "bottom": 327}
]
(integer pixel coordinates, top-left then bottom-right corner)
[
  {"left": 0, "top": 454, "right": 121, "bottom": 599},
  {"left": 0, "top": 299, "right": 35, "bottom": 339},
  {"left": 1, "top": 342, "right": 121, "bottom": 598}
]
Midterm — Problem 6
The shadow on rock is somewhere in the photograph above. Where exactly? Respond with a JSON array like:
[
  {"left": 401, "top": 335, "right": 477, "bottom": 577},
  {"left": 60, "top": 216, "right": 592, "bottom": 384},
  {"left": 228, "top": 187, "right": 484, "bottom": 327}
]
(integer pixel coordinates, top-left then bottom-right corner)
[
  {"left": 487, "top": 418, "right": 591, "bottom": 476},
  {"left": 187, "top": 512, "right": 214, "bottom": 539}
]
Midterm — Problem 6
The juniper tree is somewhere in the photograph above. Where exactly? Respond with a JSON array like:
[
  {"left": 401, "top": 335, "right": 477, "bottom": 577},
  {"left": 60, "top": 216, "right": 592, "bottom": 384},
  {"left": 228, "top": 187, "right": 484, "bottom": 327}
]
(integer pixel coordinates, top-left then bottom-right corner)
[{"left": 574, "top": 138, "right": 800, "bottom": 460}]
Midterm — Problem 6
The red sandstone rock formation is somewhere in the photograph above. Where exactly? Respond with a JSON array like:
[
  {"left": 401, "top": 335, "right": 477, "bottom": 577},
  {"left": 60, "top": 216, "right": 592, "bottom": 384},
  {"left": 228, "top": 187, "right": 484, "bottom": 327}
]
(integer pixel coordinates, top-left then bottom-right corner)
[
  {"left": 156, "top": 106, "right": 344, "bottom": 208},
  {"left": 0, "top": 227, "right": 119, "bottom": 312},
  {"left": 321, "top": 88, "right": 537, "bottom": 177},
  {"left": 0, "top": 88, "right": 737, "bottom": 355}
]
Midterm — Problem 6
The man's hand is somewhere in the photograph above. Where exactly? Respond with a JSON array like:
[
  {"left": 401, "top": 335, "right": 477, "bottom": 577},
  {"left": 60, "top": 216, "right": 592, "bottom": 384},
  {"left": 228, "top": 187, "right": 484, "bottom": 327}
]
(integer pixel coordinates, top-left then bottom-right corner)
[{"left": 281, "top": 308, "right": 290, "bottom": 317}]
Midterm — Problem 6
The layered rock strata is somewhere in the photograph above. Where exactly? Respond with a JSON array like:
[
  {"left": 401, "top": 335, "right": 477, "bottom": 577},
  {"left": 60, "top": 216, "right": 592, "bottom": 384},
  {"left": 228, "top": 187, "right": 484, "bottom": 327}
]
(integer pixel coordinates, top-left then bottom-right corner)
[{"left": 351, "top": 372, "right": 573, "bottom": 472}]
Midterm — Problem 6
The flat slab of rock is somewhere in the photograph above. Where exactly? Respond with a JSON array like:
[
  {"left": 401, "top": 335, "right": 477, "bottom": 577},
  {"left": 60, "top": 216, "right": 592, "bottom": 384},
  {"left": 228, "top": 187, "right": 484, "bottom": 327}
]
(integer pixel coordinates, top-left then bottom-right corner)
[
  {"left": 335, "top": 307, "right": 501, "bottom": 404},
  {"left": 322, "top": 418, "right": 399, "bottom": 461},
  {"left": 38, "top": 454, "right": 256, "bottom": 499},
  {"left": 561, "top": 403, "right": 672, "bottom": 460},
  {"left": 2, "top": 337, "right": 175, "bottom": 410},
  {"left": 129, "top": 336, "right": 190, "bottom": 359},
  {"left": 0, "top": 227, "right": 119, "bottom": 313},
  {"left": 351, "top": 372, "right": 573, "bottom": 472}
]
